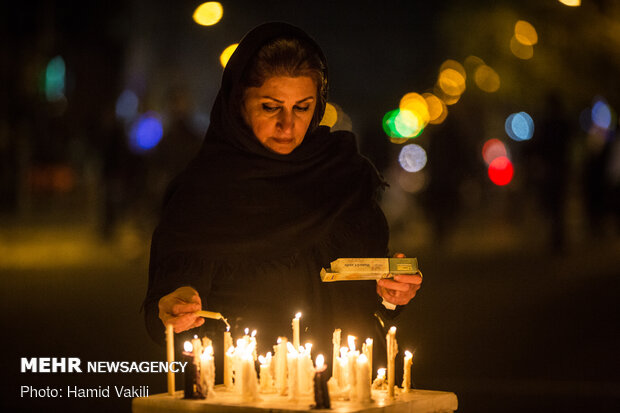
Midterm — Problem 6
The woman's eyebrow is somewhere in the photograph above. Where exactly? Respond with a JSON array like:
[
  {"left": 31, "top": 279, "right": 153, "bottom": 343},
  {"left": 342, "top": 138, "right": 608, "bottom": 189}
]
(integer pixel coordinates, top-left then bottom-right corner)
[{"left": 261, "top": 96, "right": 315, "bottom": 103}]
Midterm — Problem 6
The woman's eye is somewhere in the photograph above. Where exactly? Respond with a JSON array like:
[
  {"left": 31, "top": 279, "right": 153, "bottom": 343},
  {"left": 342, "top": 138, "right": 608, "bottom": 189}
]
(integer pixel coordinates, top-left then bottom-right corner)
[
  {"left": 294, "top": 105, "right": 310, "bottom": 112},
  {"left": 262, "top": 104, "right": 279, "bottom": 113}
]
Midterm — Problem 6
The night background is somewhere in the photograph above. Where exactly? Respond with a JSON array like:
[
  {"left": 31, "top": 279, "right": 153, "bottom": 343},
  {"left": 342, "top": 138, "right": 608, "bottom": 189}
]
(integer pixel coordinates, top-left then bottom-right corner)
[{"left": 1, "top": 0, "right": 619, "bottom": 412}]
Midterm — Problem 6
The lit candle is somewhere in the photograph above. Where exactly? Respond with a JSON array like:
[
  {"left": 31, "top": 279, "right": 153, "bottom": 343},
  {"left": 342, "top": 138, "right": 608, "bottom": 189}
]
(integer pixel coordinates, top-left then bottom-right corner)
[
  {"left": 402, "top": 350, "right": 413, "bottom": 392},
  {"left": 332, "top": 329, "right": 341, "bottom": 386},
  {"left": 356, "top": 354, "right": 371, "bottom": 403},
  {"left": 372, "top": 367, "right": 386, "bottom": 390},
  {"left": 363, "top": 338, "right": 373, "bottom": 384},
  {"left": 313, "top": 354, "right": 331, "bottom": 409},
  {"left": 241, "top": 352, "right": 259, "bottom": 401},
  {"left": 258, "top": 353, "right": 273, "bottom": 393},
  {"left": 346, "top": 336, "right": 358, "bottom": 401},
  {"left": 223, "top": 327, "right": 233, "bottom": 389},
  {"left": 182, "top": 340, "right": 205, "bottom": 399},
  {"left": 200, "top": 344, "right": 215, "bottom": 396},
  {"left": 338, "top": 346, "right": 349, "bottom": 391},
  {"left": 292, "top": 312, "right": 301, "bottom": 350},
  {"left": 287, "top": 342, "right": 299, "bottom": 401},
  {"left": 165, "top": 324, "right": 175, "bottom": 395},
  {"left": 386, "top": 326, "right": 398, "bottom": 398},
  {"left": 274, "top": 337, "right": 288, "bottom": 395}
]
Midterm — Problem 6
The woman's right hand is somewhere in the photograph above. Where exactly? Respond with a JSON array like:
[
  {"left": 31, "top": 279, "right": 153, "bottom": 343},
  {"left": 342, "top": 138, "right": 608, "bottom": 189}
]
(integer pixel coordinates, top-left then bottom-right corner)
[{"left": 158, "top": 286, "right": 205, "bottom": 333}]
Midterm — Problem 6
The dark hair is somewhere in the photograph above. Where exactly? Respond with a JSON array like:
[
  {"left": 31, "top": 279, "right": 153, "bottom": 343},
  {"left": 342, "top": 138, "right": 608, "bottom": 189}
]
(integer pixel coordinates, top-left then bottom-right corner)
[{"left": 240, "top": 37, "right": 327, "bottom": 130}]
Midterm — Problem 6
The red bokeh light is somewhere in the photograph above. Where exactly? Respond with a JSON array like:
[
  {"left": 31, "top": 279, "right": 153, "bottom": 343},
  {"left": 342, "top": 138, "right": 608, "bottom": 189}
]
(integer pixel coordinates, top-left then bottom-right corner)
[{"left": 488, "top": 156, "right": 514, "bottom": 186}]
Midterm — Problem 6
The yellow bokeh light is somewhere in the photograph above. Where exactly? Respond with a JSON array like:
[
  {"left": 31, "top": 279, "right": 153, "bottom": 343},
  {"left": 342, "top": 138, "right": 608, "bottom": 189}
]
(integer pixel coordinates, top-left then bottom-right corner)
[
  {"left": 474, "top": 65, "right": 500, "bottom": 93},
  {"left": 514, "top": 20, "right": 538, "bottom": 46},
  {"left": 193, "top": 2, "right": 224, "bottom": 26},
  {"left": 220, "top": 43, "right": 238, "bottom": 68},
  {"left": 433, "top": 84, "right": 461, "bottom": 106},
  {"left": 510, "top": 36, "right": 534, "bottom": 59},
  {"left": 438, "top": 68, "right": 466, "bottom": 96},
  {"left": 394, "top": 109, "right": 424, "bottom": 138},
  {"left": 320, "top": 102, "right": 338, "bottom": 127},
  {"left": 399, "top": 93, "right": 430, "bottom": 126},
  {"left": 558, "top": 0, "right": 580, "bottom": 6},
  {"left": 422, "top": 93, "right": 444, "bottom": 122},
  {"left": 464, "top": 55, "right": 485, "bottom": 72}
]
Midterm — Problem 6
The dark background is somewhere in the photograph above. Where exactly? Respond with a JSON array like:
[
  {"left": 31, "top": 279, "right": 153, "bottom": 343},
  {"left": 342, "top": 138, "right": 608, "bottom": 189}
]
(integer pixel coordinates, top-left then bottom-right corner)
[{"left": 1, "top": 0, "right": 619, "bottom": 412}]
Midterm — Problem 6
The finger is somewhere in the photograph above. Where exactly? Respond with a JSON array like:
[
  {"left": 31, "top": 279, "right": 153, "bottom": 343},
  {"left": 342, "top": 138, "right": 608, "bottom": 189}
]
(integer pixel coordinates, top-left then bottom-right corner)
[
  {"left": 171, "top": 301, "right": 202, "bottom": 315},
  {"left": 377, "top": 278, "right": 410, "bottom": 292},
  {"left": 171, "top": 313, "right": 201, "bottom": 333},
  {"left": 192, "top": 317, "right": 205, "bottom": 329},
  {"left": 393, "top": 274, "right": 423, "bottom": 285}
]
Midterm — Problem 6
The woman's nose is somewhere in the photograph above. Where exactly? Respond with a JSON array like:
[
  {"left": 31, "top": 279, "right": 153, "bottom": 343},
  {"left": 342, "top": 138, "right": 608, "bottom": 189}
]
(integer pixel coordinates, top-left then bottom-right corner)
[{"left": 276, "top": 110, "right": 294, "bottom": 134}]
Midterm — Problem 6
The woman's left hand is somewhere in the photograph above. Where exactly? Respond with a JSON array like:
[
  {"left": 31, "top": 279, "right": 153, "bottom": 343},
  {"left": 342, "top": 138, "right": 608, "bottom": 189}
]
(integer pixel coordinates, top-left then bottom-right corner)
[{"left": 376, "top": 253, "right": 423, "bottom": 307}]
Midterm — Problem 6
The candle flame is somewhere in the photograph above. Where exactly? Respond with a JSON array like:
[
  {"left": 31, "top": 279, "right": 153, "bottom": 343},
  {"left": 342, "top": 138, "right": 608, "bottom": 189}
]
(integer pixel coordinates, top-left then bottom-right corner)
[
  {"left": 183, "top": 341, "right": 193, "bottom": 352},
  {"left": 358, "top": 354, "right": 368, "bottom": 364},
  {"left": 316, "top": 354, "right": 325, "bottom": 369},
  {"left": 366, "top": 338, "right": 373, "bottom": 345},
  {"left": 266, "top": 351, "right": 272, "bottom": 359},
  {"left": 377, "top": 367, "right": 386, "bottom": 378},
  {"left": 226, "top": 326, "right": 230, "bottom": 332},
  {"left": 405, "top": 350, "right": 413, "bottom": 359},
  {"left": 277, "top": 337, "right": 282, "bottom": 344},
  {"left": 244, "top": 328, "right": 249, "bottom": 335},
  {"left": 194, "top": 334, "right": 199, "bottom": 339},
  {"left": 295, "top": 312, "right": 302, "bottom": 319},
  {"left": 348, "top": 335, "right": 356, "bottom": 351},
  {"left": 389, "top": 326, "right": 396, "bottom": 333},
  {"left": 340, "top": 347, "right": 348, "bottom": 358},
  {"left": 286, "top": 341, "right": 297, "bottom": 353},
  {"left": 305, "top": 342, "right": 312, "bottom": 350},
  {"left": 258, "top": 355, "right": 266, "bottom": 365},
  {"left": 251, "top": 329, "right": 257, "bottom": 338}
]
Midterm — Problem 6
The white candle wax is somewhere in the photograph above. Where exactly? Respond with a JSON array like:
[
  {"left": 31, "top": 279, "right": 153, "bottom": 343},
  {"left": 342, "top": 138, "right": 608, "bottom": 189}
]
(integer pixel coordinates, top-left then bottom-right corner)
[
  {"left": 386, "top": 327, "right": 398, "bottom": 398},
  {"left": 402, "top": 350, "right": 413, "bottom": 392},
  {"left": 223, "top": 330, "right": 233, "bottom": 389},
  {"left": 287, "top": 349, "right": 299, "bottom": 401},
  {"left": 241, "top": 353, "right": 259, "bottom": 401},
  {"left": 356, "top": 354, "right": 371, "bottom": 402},
  {"left": 363, "top": 338, "right": 373, "bottom": 384},
  {"left": 200, "top": 345, "right": 215, "bottom": 395},
  {"left": 292, "top": 312, "right": 301, "bottom": 350},
  {"left": 347, "top": 350, "right": 359, "bottom": 401},
  {"left": 165, "top": 324, "right": 175, "bottom": 395},
  {"left": 332, "top": 329, "right": 341, "bottom": 384},
  {"left": 274, "top": 337, "right": 288, "bottom": 395}
]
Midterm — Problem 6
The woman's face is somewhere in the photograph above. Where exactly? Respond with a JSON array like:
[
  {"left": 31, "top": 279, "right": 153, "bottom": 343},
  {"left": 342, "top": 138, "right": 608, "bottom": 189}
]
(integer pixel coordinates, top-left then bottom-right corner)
[{"left": 241, "top": 76, "right": 317, "bottom": 155}]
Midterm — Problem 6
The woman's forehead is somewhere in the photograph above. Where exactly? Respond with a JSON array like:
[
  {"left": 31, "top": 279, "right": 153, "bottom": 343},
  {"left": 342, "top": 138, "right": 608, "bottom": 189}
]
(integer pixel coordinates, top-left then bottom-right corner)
[{"left": 245, "top": 76, "right": 317, "bottom": 101}]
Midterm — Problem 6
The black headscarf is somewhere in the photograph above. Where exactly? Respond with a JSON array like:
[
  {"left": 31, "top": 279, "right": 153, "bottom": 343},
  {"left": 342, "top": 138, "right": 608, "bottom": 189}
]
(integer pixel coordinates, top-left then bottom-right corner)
[{"left": 149, "top": 22, "right": 388, "bottom": 264}]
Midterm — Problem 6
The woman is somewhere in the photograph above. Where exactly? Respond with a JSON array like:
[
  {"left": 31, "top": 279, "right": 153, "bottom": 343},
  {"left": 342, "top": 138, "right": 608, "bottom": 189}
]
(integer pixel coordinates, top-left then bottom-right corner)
[{"left": 143, "top": 22, "right": 421, "bottom": 373}]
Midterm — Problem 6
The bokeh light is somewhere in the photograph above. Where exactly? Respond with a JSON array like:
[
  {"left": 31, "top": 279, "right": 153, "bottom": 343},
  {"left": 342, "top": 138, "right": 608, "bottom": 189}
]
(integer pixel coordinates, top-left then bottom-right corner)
[
  {"left": 591, "top": 99, "right": 612, "bottom": 130},
  {"left": 464, "top": 55, "right": 485, "bottom": 73},
  {"left": 395, "top": 110, "right": 424, "bottom": 138},
  {"left": 488, "top": 156, "right": 514, "bottom": 186},
  {"left": 115, "top": 90, "right": 139, "bottom": 121},
  {"left": 45, "top": 56, "right": 65, "bottom": 102},
  {"left": 423, "top": 93, "right": 447, "bottom": 124},
  {"left": 383, "top": 109, "right": 403, "bottom": 138},
  {"left": 320, "top": 102, "right": 338, "bottom": 127},
  {"left": 220, "top": 43, "right": 238, "bottom": 68},
  {"left": 193, "top": 2, "right": 223, "bottom": 26},
  {"left": 558, "top": 0, "right": 580, "bottom": 6},
  {"left": 398, "top": 170, "right": 427, "bottom": 194},
  {"left": 510, "top": 36, "right": 534, "bottom": 59},
  {"left": 438, "top": 68, "right": 466, "bottom": 97},
  {"left": 482, "top": 139, "right": 509, "bottom": 165},
  {"left": 505, "top": 111, "right": 534, "bottom": 141},
  {"left": 398, "top": 144, "right": 427, "bottom": 172},
  {"left": 474, "top": 65, "right": 500, "bottom": 93},
  {"left": 129, "top": 112, "right": 164, "bottom": 154},
  {"left": 514, "top": 20, "right": 538, "bottom": 46}
]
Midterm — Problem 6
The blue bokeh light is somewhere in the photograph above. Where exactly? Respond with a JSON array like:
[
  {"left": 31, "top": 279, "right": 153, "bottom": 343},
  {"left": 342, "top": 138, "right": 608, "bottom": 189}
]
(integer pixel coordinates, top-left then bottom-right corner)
[
  {"left": 505, "top": 111, "right": 534, "bottom": 141},
  {"left": 115, "top": 90, "right": 139, "bottom": 121},
  {"left": 129, "top": 112, "right": 163, "bottom": 153},
  {"left": 591, "top": 99, "right": 611, "bottom": 130}
]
